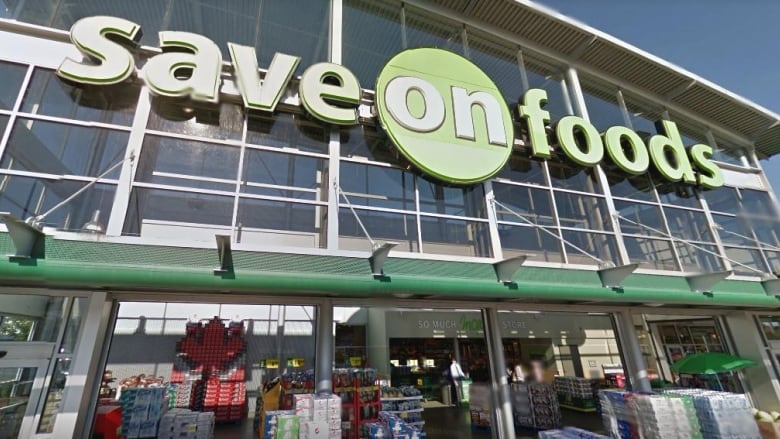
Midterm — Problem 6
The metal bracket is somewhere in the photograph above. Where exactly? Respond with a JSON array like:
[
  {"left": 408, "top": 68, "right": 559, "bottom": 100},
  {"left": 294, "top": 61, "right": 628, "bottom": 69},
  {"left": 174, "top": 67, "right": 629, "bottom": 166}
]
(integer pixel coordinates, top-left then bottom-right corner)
[
  {"left": 1, "top": 213, "right": 45, "bottom": 259},
  {"left": 685, "top": 271, "right": 731, "bottom": 293},
  {"left": 369, "top": 242, "right": 397, "bottom": 278},
  {"left": 493, "top": 255, "right": 531, "bottom": 284},
  {"left": 762, "top": 276, "right": 780, "bottom": 296},
  {"left": 214, "top": 234, "right": 234, "bottom": 274},
  {"left": 598, "top": 263, "right": 639, "bottom": 289}
]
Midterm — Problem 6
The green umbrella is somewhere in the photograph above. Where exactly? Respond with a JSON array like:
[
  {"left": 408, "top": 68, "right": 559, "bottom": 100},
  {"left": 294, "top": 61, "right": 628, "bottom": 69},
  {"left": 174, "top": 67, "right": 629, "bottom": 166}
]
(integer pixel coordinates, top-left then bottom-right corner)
[{"left": 670, "top": 352, "right": 758, "bottom": 375}]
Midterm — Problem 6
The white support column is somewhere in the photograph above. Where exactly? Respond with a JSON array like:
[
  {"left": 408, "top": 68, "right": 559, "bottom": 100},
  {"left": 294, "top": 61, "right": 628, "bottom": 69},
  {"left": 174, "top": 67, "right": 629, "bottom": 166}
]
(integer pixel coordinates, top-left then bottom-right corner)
[
  {"left": 484, "top": 307, "right": 516, "bottom": 439},
  {"left": 327, "top": 130, "right": 341, "bottom": 250},
  {"left": 53, "top": 292, "right": 114, "bottom": 439},
  {"left": 315, "top": 300, "right": 334, "bottom": 393},
  {"left": 484, "top": 181, "right": 504, "bottom": 260},
  {"left": 614, "top": 310, "right": 651, "bottom": 392},
  {"left": 564, "top": 67, "right": 631, "bottom": 266},
  {"left": 106, "top": 88, "right": 152, "bottom": 236}
]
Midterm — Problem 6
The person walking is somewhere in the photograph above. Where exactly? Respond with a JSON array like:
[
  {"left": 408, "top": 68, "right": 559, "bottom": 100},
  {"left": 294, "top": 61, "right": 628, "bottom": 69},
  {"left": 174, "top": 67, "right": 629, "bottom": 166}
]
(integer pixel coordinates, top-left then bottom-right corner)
[{"left": 449, "top": 358, "right": 465, "bottom": 407}]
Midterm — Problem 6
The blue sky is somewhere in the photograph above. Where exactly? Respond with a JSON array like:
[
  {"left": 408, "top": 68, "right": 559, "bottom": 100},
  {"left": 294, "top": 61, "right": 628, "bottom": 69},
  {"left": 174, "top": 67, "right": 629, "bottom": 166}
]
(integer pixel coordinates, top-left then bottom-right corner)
[{"left": 534, "top": 0, "right": 780, "bottom": 190}]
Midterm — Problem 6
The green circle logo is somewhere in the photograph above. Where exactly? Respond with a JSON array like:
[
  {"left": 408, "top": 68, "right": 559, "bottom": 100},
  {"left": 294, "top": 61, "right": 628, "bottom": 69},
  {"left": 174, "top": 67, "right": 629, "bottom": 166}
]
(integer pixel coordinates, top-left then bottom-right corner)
[{"left": 375, "top": 48, "right": 514, "bottom": 184}]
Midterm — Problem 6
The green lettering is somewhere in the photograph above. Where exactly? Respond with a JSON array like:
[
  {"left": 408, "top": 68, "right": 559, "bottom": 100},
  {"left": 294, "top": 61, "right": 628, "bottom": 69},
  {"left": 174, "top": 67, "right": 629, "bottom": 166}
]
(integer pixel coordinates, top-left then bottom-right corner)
[
  {"left": 603, "top": 126, "right": 650, "bottom": 175},
  {"left": 518, "top": 89, "right": 552, "bottom": 158},
  {"left": 690, "top": 143, "right": 725, "bottom": 189},
  {"left": 299, "top": 63, "right": 361, "bottom": 125},
  {"left": 556, "top": 116, "right": 603, "bottom": 166},
  {"left": 648, "top": 120, "right": 697, "bottom": 184}
]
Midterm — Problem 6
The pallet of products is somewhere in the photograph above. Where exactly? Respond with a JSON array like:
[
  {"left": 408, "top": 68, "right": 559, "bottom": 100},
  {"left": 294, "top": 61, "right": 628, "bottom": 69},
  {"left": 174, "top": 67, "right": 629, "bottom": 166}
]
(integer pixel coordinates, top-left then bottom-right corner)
[
  {"left": 538, "top": 427, "right": 611, "bottom": 438},
  {"left": 599, "top": 390, "right": 638, "bottom": 439},
  {"left": 380, "top": 386, "right": 424, "bottom": 431},
  {"left": 118, "top": 387, "right": 169, "bottom": 439},
  {"left": 170, "top": 318, "right": 248, "bottom": 423},
  {"left": 554, "top": 377, "right": 600, "bottom": 412},
  {"left": 662, "top": 389, "right": 761, "bottom": 439},
  {"left": 363, "top": 411, "right": 426, "bottom": 439},
  {"left": 511, "top": 382, "right": 562, "bottom": 430},
  {"left": 628, "top": 392, "right": 702, "bottom": 439},
  {"left": 469, "top": 383, "right": 493, "bottom": 429},
  {"left": 158, "top": 409, "right": 214, "bottom": 439}
]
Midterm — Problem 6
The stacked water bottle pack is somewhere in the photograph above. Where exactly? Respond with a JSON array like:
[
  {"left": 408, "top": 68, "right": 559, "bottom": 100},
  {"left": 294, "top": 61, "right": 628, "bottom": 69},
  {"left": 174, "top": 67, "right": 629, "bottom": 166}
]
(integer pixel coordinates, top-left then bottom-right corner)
[
  {"left": 598, "top": 390, "right": 637, "bottom": 439},
  {"left": 119, "top": 387, "right": 169, "bottom": 439},
  {"left": 538, "top": 427, "right": 610, "bottom": 438},
  {"left": 662, "top": 389, "right": 761, "bottom": 439},
  {"left": 629, "top": 393, "right": 701, "bottom": 439},
  {"left": 364, "top": 412, "right": 425, "bottom": 439},
  {"left": 157, "top": 409, "right": 214, "bottom": 439}
]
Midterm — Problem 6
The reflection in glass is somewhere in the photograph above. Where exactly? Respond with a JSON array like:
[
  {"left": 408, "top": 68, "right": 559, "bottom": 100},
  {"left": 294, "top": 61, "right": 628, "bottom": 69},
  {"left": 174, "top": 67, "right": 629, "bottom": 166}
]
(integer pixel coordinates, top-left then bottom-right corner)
[
  {"left": 675, "top": 243, "right": 724, "bottom": 272},
  {"left": 22, "top": 68, "right": 139, "bottom": 125},
  {"left": 493, "top": 183, "right": 554, "bottom": 226},
  {"left": 247, "top": 112, "right": 329, "bottom": 154},
  {"left": 604, "top": 165, "right": 656, "bottom": 202},
  {"left": 498, "top": 224, "right": 563, "bottom": 263},
  {"left": 418, "top": 180, "right": 486, "bottom": 218},
  {"left": 340, "top": 162, "right": 415, "bottom": 210},
  {"left": 123, "top": 188, "right": 233, "bottom": 236},
  {"left": 753, "top": 218, "right": 780, "bottom": 248},
  {"left": 525, "top": 59, "right": 569, "bottom": 120},
  {"left": 166, "top": 0, "right": 260, "bottom": 57},
  {"left": 2, "top": 118, "right": 127, "bottom": 178},
  {"left": 257, "top": 0, "right": 329, "bottom": 74},
  {"left": 468, "top": 30, "right": 524, "bottom": 104},
  {"left": 0, "top": 175, "right": 115, "bottom": 231},
  {"left": 712, "top": 214, "right": 755, "bottom": 246},
  {"left": 656, "top": 182, "right": 701, "bottom": 208},
  {"left": 37, "top": 358, "right": 70, "bottom": 433},
  {"left": 663, "top": 207, "right": 713, "bottom": 243},
  {"left": 554, "top": 191, "right": 611, "bottom": 231},
  {"left": 148, "top": 101, "right": 243, "bottom": 141},
  {"left": 496, "top": 154, "right": 547, "bottom": 186},
  {"left": 724, "top": 247, "right": 767, "bottom": 276},
  {"left": 135, "top": 136, "right": 239, "bottom": 191},
  {"left": 0, "top": 295, "right": 66, "bottom": 342},
  {"left": 0, "top": 367, "right": 38, "bottom": 437},
  {"left": 405, "top": 5, "right": 464, "bottom": 54},
  {"left": 701, "top": 186, "right": 740, "bottom": 214},
  {"left": 241, "top": 149, "right": 326, "bottom": 201},
  {"left": 343, "top": 0, "right": 403, "bottom": 88},
  {"left": 548, "top": 155, "right": 601, "bottom": 193},
  {"left": 419, "top": 216, "right": 491, "bottom": 258},
  {"left": 582, "top": 87, "right": 625, "bottom": 131},
  {"left": 623, "top": 236, "right": 677, "bottom": 271},
  {"left": 340, "top": 124, "right": 396, "bottom": 163},
  {"left": 237, "top": 198, "right": 325, "bottom": 238},
  {"left": 561, "top": 230, "right": 618, "bottom": 265},
  {"left": 339, "top": 208, "right": 418, "bottom": 252},
  {"left": 623, "top": 93, "right": 662, "bottom": 137},
  {"left": 0, "top": 61, "right": 28, "bottom": 110},
  {"left": 740, "top": 189, "right": 776, "bottom": 218},
  {"left": 614, "top": 201, "right": 664, "bottom": 236}
]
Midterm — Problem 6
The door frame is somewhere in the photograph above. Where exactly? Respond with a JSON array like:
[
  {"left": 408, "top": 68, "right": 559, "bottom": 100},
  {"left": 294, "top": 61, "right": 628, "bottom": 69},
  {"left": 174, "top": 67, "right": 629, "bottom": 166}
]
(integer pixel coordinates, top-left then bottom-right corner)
[{"left": 0, "top": 358, "right": 50, "bottom": 439}]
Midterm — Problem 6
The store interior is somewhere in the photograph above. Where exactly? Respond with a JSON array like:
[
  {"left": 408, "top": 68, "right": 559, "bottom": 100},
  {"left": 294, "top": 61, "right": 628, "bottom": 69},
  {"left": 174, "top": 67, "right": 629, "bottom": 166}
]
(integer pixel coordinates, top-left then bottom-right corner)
[{"left": 81, "top": 301, "right": 748, "bottom": 438}]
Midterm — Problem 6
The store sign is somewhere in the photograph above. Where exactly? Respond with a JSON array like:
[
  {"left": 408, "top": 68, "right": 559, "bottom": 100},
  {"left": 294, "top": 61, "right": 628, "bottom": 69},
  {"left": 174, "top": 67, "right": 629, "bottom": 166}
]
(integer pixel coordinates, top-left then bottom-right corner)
[{"left": 57, "top": 16, "right": 724, "bottom": 188}]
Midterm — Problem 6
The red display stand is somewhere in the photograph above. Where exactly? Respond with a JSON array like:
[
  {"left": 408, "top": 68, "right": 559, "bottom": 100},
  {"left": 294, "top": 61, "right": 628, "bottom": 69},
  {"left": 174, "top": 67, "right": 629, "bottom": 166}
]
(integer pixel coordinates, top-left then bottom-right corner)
[{"left": 93, "top": 405, "right": 122, "bottom": 439}]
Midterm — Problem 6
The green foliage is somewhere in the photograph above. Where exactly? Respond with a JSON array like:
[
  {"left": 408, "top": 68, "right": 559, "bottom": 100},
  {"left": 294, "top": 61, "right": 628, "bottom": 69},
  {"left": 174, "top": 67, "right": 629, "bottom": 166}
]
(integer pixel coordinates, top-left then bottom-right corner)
[{"left": 0, "top": 316, "right": 35, "bottom": 341}]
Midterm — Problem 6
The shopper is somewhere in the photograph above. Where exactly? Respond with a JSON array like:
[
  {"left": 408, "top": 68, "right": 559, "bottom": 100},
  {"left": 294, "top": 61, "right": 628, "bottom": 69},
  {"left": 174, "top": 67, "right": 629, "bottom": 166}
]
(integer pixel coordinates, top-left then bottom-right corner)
[{"left": 449, "top": 358, "right": 465, "bottom": 407}]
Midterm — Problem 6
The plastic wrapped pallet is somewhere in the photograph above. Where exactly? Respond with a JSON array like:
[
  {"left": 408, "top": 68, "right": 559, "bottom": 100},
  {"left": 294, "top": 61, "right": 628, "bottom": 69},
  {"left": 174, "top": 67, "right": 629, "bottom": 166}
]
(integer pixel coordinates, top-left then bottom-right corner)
[
  {"left": 662, "top": 389, "right": 760, "bottom": 439},
  {"left": 511, "top": 382, "right": 561, "bottom": 430}
]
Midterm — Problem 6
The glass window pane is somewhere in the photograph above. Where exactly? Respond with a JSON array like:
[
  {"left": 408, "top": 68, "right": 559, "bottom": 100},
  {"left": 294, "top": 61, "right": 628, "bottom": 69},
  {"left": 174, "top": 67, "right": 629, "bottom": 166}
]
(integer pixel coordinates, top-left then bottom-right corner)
[
  {"left": 701, "top": 186, "right": 740, "bottom": 214},
  {"left": 554, "top": 191, "right": 612, "bottom": 231},
  {"left": 0, "top": 175, "right": 115, "bottom": 231},
  {"left": 247, "top": 112, "right": 329, "bottom": 154},
  {"left": 582, "top": 86, "right": 625, "bottom": 131},
  {"left": 604, "top": 166, "right": 656, "bottom": 202},
  {"left": 496, "top": 154, "right": 547, "bottom": 186},
  {"left": 420, "top": 217, "right": 492, "bottom": 258},
  {"left": 524, "top": 58, "right": 570, "bottom": 120},
  {"left": 561, "top": 230, "right": 618, "bottom": 265},
  {"left": 22, "top": 68, "right": 139, "bottom": 125},
  {"left": 724, "top": 247, "right": 768, "bottom": 276},
  {"left": 340, "top": 124, "right": 396, "bottom": 163},
  {"left": 0, "top": 60, "right": 27, "bottom": 110},
  {"left": 166, "top": 0, "right": 259, "bottom": 58},
  {"left": 763, "top": 251, "right": 780, "bottom": 274},
  {"left": 123, "top": 188, "right": 233, "bottom": 236},
  {"left": 418, "top": 180, "right": 486, "bottom": 218},
  {"left": 0, "top": 366, "right": 39, "bottom": 436},
  {"left": 241, "top": 149, "right": 326, "bottom": 201},
  {"left": 60, "top": 297, "right": 86, "bottom": 355},
  {"left": 740, "top": 189, "right": 776, "bottom": 218},
  {"left": 622, "top": 93, "right": 663, "bottom": 137},
  {"left": 0, "top": 114, "right": 9, "bottom": 145},
  {"left": 493, "top": 183, "right": 554, "bottom": 226},
  {"left": 656, "top": 182, "right": 701, "bottom": 208},
  {"left": 2, "top": 118, "right": 127, "bottom": 178},
  {"left": 237, "top": 198, "right": 325, "bottom": 248},
  {"left": 467, "top": 30, "right": 523, "bottom": 105},
  {"left": 758, "top": 316, "right": 780, "bottom": 341},
  {"left": 711, "top": 138, "right": 745, "bottom": 166},
  {"left": 0, "top": 295, "right": 66, "bottom": 342},
  {"left": 623, "top": 237, "right": 678, "bottom": 271},
  {"left": 713, "top": 214, "right": 755, "bottom": 246},
  {"left": 340, "top": 162, "right": 415, "bottom": 210},
  {"left": 615, "top": 200, "right": 664, "bottom": 236},
  {"left": 135, "top": 136, "right": 239, "bottom": 191},
  {"left": 753, "top": 218, "right": 780, "bottom": 248},
  {"left": 343, "top": 0, "right": 403, "bottom": 89},
  {"left": 405, "top": 5, "right": 464, "bottom": 54},
  {"left": 339, "top": 208, "right": 418, "bottom": 252},
  {"left": 148, "top": 101, "right": 243, "bottom": 141},
  {"left": 548, "top": 155, "right": 601, "bottom": 193},
  {"left": 663, "top": 207, "right": 713, "bottom": 243},
  {"left": 37, "top": 358, "right": 70, "bottom": 433},
  {"left": 498, "top": 224, "right": 563, "bottom": 263},
  {"left": 257, "top": 0, "right": 329, "bottom": 75},
  {"left": 675, "top": 242, "right": 724, "bottom": 272}
]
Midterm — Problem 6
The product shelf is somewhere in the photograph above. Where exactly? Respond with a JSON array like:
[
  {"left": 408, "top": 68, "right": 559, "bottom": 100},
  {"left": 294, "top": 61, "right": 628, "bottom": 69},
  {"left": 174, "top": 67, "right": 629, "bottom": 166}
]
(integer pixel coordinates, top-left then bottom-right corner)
[{"left": 379, "top": 395, "right": 424, "bottom": 401}]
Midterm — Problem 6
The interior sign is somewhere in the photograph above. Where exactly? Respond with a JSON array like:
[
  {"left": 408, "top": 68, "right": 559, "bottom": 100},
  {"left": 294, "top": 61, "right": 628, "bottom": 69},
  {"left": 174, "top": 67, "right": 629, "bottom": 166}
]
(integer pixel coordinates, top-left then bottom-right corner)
[{"left": 57, "top": 15, "right": 724, "bottom": 188}]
